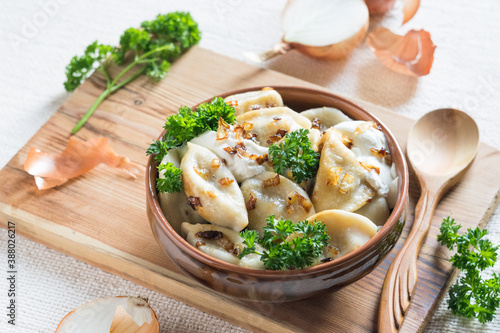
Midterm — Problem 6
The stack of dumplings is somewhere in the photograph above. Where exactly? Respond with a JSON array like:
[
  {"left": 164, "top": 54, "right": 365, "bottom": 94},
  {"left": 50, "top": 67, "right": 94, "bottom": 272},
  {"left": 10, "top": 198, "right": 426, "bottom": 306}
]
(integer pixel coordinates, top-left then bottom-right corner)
[{"left": 159, "top": 88, "right": 398, "bottom": 269}]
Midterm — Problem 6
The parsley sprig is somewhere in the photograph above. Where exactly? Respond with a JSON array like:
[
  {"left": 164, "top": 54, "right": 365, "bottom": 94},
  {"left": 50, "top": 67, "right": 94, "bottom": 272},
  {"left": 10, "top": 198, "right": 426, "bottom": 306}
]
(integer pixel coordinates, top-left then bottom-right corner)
[
  {"left": 238, "top": 216, "right": 330, "bottom": 270},
  {"left": 268, "top": 129, "right": 320, "bottom": 184},
  {"left": 438, "top": 216, "right": 500, "bottom": 323},
  {"left": 156, "top": 162, "right": 183, "bottom": 193},
  {"left": 64, "top": 12, "right": 201, "bottom": 134},
  {"left": 147, "top": 97, "right": 236, "bottom": 163},
  {"left": 147, "top": 97, "right": 236, "bottom": 193}
]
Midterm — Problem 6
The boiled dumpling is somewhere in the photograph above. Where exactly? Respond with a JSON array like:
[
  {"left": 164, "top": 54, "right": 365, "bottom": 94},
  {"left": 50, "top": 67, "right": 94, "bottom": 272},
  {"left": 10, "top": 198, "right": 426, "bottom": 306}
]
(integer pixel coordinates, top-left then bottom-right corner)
[
  {"left": 158, "top": 147, "right": 205, "bottom": 234},
  {"left": 333, "top": 120, "right": 394, "bottom": 197},
  {"left": 307, "top": 128, "right": 322, "bottom": 152},
  {"left": 181, "top": 223, "right": 264, "bottom": 269},
  {"left": 236, "top": 107, "right": 311, "bottom": 147},
  {"left": 224, "top": 88, "right": 284, "bottom": 116},
  {"left": 301, "top": 107, "right": 352, "bottom": 132},
  {"left": 386, "top": 164, "right": 399, "bottom": 209},
  {"left": 312, "top": 128, "right": 375, "bottom": 212},
  {"left": 181, "top": 142, "right": 248, "bottom": 231},
  {"left": 354, "top": 196, "right": 390, "bottom": 226},
  {"left": 307, "top": 210, "right": 377, "bottom": 260},
  {"left": 241, "top": 171, "right": 316, "bottom": 236},
  {"left": 190, "top": 125, "right": 272, "bottom": 183}
]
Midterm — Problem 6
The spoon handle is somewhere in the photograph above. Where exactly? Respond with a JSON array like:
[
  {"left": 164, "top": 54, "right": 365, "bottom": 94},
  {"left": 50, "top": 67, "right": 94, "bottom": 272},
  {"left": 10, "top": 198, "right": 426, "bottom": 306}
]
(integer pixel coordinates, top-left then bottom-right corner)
[{"left": 378, "top": 189, "right": 439, "bottom": 332}]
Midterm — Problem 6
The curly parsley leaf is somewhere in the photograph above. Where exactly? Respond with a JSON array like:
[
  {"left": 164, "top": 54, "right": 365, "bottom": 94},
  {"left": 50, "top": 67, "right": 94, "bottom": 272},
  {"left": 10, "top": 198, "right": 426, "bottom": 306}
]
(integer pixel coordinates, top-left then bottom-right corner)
[
  {"left": 114, "top": 28, "right": 151, "bottom": 64},
  {"left": 269, "top": 129, "right": 320, "bottom": 184},
  {"left": 64, "top": 12, "right": 201, "bottom": 134},
  {"left": 448, "top": 270, "right": 500, "bottom": 324},
  {"left": 148, "top": 97, "right": 236, "bottom": 162},
  {"left": 141, "top": 12, "right": 202, "bottom": 50},
  {"left": 238, "top": 229, "right": 260, "bottom": 259},
  {"left": 195, "top": 96, "right": 237, "bottom": 130},
  {"left": 146, "top": 138, "right": 170, "bottom": 162},
  {"left": 156, "top": 162, "right": 183, "bottom": 193},
  {"left": 162, "top": 105, "right": 201, "bottom": 148},
  {"left": 239, "top": 216, "right": 330, "bottom": 270},
  {"left": 438, "top": 216, "right": 500, "bottom": 323},
  {"left": 64, "top": 42, "right": 114, "bottom": 92}
]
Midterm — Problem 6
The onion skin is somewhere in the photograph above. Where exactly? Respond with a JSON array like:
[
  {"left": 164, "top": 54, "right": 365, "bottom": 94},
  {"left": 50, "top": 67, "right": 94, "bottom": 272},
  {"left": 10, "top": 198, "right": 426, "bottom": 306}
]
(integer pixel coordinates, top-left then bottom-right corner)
[
  {"left": 402, "top": 0, "right": 421, "bottom": 24},
  {"left": 287, "top": 19, "right": 369, "bottom": 60},
  {"left": 366, "top": 27, "right": 435, "bottom": 76}
]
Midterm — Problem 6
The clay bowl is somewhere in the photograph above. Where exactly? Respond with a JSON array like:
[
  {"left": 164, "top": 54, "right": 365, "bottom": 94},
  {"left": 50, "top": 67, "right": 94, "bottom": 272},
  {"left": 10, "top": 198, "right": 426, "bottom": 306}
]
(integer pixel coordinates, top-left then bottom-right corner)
[{"left": 146, "top": 86, "right": 409, "bottom": 302}]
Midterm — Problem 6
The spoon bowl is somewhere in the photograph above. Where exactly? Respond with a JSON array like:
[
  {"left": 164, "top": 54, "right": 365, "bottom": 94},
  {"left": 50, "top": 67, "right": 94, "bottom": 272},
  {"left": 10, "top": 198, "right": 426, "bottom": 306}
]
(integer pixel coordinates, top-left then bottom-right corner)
[
  {"left": 407, "top": 108, "right": 479, "bottom": 183},
  {"left": 378, "top": 108, "right": 479, "bottom": 332}
]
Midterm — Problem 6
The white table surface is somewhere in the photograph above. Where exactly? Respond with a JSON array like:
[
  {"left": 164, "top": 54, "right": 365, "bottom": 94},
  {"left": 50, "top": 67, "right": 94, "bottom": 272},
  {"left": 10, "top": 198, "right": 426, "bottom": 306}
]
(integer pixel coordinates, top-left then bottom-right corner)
[{"left": 1, "top": 0, "right": 499, "bottom": 332}]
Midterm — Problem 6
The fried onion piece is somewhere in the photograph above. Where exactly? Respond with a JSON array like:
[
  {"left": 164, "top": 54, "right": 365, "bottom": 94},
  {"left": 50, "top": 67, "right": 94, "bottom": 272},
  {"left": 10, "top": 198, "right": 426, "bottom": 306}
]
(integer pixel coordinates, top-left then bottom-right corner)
[
  {"left": 366, "top": 28, "right": 435, "bottom": 77},
  {"left": 24, "top": 136, "right": 140, "bottom": 190}
]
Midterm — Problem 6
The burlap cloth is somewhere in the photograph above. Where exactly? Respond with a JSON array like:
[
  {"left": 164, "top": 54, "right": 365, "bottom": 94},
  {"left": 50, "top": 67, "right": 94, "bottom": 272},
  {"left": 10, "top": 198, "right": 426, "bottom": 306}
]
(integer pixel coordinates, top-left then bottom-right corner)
[{"left": 1, "top": 0, "right": 499, "bottom": 331}]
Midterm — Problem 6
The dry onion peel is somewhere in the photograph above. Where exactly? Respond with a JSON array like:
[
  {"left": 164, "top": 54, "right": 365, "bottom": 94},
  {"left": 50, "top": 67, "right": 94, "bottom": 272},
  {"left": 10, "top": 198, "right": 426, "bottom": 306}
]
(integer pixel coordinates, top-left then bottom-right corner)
[
  {"left": 258, "top": 0, "right": 369, "bottom": 61},
  {"left": 366, "top": 27, "right": 435, "bottom": 76},
  {"left": 56, "top": 296, "right": 160, "bottom": 333},
  {"left": 24, "top": 136, "right": 141, "bottom": 190},
  {"left": 364, "top": 0, "right": 420, "bottom": 24},
  {"left": 402, "top": 0, "right": 421, "bottom": 24}
]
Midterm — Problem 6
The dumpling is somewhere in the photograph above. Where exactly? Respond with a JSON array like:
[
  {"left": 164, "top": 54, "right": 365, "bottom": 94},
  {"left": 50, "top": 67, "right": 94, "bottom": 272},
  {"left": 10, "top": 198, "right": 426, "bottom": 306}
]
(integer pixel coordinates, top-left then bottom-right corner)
[
  {"left": 190, "top": 124, "right": 272, "bottom": 183},
  {"left": 236, "top": 107, "right": 311, "bottom": 147},
  {"left": 307, "top": 128, "right": 322, "bottom": 152},
  {"left": 333, "top": 120, "right": 394, "bottom": 197},
  {"left": 312, "top": 128, "right": 375, "bottom": 212},
  {"left": 354, "top": 196, "right": 390, "bottom": 226},
  {"left": 181, "top": 142, "right": 248, "bottom": 231},
  {"left": 301, "top": 107, "right": 352, "bottom": 132},
  {"left": 307, "top": 210, "right": 377, "bottom": 260},
  {"left": 181, "top": 223, "right": 264, "bottom": 269},
  {"left": 241, "top": 171, "right": 316, "bottom": 236},
  {"left": 224, "top": 88, "right": 284, "bottom": 116},
  {"left": 158, "top": 147, "right": 205, "bottom": 234},
  {"left": 386, "top": 164, "right": 399, "bottom": 209}
]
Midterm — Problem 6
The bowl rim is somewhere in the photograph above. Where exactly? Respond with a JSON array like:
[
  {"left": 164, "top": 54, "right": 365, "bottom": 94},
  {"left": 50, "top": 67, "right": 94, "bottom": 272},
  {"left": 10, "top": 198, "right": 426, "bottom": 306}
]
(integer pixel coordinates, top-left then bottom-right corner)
[{"left": 146, "top": 85, "right": 409, "bottom": 277}]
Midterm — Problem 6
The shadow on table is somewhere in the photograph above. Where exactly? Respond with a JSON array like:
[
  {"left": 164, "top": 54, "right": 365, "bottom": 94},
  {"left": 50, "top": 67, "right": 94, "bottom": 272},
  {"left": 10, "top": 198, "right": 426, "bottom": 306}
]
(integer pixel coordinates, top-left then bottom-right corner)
[
  {"left": 356, "top": 60, "right": 418, "bottom": 109},
  {"left": 266, "top": 50, "right": 348, "bottom": 87}
]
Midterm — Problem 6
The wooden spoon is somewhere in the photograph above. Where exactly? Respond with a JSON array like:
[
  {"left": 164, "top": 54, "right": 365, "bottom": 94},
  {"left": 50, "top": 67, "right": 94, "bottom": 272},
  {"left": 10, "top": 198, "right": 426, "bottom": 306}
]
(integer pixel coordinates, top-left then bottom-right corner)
[{"left": 378, "top": 108, "right": 479, "bottom": 332}]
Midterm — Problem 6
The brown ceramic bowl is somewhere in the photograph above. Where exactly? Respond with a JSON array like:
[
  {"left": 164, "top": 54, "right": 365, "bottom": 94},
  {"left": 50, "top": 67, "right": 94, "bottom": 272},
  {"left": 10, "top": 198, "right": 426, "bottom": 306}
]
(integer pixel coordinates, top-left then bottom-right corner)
[{"left": 146, "top": 86, "right": 409, "bottom": 302}]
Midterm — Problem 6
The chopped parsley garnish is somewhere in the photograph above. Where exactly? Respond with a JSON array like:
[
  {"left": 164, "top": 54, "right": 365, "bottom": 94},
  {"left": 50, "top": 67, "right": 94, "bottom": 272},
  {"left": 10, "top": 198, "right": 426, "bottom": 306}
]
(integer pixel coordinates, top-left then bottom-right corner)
[
  {"left": 268, "top": 129, "right": 320, "bottom": 184},
  {"left": 438, "top": 216, "right": 500, "bottom": 323},
  {"left": 147, "top": 97, "right": 236, "bottom": 162},
  {"left": 156, "top": 162, "right": 183, "bottom": 193},
  {"left": 239, "top": 216, "right": 330, "bottom": 270}
]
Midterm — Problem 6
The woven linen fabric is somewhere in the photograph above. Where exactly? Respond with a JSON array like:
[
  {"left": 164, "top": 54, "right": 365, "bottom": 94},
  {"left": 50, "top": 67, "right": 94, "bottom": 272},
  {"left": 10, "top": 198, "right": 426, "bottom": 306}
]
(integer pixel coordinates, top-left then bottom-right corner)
[{"left": 1, "top": 0, "right": 499, "bottom": 332}]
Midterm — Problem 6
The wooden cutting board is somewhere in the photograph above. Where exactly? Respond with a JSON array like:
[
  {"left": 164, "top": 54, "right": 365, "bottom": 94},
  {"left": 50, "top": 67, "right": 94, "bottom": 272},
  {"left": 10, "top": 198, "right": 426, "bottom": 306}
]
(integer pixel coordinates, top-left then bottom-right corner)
[{"left": 1, "top": 46, "right": 499, "bottom": 332}]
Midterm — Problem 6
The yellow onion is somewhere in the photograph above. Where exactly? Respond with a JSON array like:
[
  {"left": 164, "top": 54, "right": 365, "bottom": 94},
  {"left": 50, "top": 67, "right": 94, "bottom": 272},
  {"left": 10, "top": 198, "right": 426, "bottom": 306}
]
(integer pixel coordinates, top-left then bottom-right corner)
[
  {"left": 260, "top": 0, "right": 369, "bottom": 61},
  {"left": 56, "top": 296, "right": 160, "bottom": 333}
]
